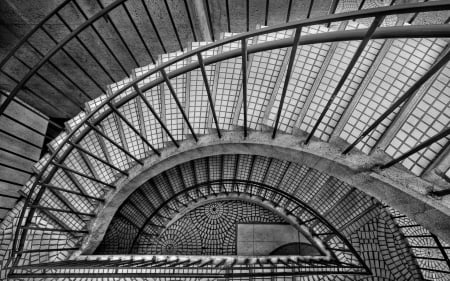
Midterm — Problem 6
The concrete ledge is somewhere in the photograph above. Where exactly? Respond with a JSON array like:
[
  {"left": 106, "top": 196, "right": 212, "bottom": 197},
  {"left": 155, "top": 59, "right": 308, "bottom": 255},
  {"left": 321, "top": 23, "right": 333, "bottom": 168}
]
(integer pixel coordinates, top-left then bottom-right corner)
[{"left": 79, "top": 131, "right": 450, "bottom": 255}]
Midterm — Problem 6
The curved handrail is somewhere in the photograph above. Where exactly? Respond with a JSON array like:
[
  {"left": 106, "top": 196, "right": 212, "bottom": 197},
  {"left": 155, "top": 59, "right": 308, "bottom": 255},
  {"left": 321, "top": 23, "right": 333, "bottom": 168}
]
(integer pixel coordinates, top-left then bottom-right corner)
[
  {"left": 125, "top": 179, "right": 369, "bottom": 270},
  {"left": 9, "top": 1, "right": 450, "bottom": 273}
]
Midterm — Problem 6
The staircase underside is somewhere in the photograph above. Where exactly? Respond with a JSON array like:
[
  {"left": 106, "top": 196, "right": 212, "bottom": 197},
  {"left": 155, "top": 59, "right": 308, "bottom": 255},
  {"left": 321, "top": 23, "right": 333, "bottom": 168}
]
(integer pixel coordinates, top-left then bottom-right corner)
[{"left": 2, "top": 2, "right": 450, "bottom": 280}]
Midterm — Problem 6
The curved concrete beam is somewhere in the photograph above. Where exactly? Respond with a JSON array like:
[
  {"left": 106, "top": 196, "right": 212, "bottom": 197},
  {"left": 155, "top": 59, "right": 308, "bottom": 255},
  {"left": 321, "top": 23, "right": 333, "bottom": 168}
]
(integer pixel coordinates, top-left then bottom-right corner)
[{"left": 79, "top": 131, "right": 450, "bottom": 255}]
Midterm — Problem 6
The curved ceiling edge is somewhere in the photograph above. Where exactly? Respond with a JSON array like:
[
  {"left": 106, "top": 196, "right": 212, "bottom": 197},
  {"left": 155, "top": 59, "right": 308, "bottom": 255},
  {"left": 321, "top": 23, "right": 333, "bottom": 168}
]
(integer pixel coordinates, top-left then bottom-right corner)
[{"left": 78, "top": 131, "right": 450, "bottom": 255}]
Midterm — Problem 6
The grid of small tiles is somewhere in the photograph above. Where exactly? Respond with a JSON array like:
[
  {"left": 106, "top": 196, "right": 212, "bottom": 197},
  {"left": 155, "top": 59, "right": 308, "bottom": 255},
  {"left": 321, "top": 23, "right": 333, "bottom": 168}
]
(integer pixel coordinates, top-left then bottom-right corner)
[
  {"left": 62, "top": 150, "right": 102, "bottom": 199},
  {"left": 161, "top": 51, "right": 188, "bottom": 141},
  {"left": 135, "top": 65, "right": 165, "bottom": 149},
  {"left": 188, "top": 42, "right": 218, "bottom": 134},
  {"left": 325, "top": 191, "right": 373, "bottom": 229},
  {"left": 215, "top": 39, "right": 243, "bottom": 130},
  {"left": 98, "top": 154, "right": 380, "bottom": 260},
  {"left": 98, "top": 181, "right": 368, "bottom": 273},
  {"left": 387, "top": 207, "right": 450, "bottom": 280},
  {"left": 78, "top": 131, "right": 115, "bottom": 184},
  {"left": 341, "top": 37, "right": 446, "bottom": 154},
  {"left": 110, "top": 78, "right": 146, "bottom": 160},
  {"left": 237, "top": 30, "right": 293, "bottom": 130},
  {"left": 278, "top": 164, "right": 307, "bottom": 195},
  {"left": 300, "top": 30, "right": 384, "bottom": 141},
  {"left": 267, "top": 26, "right": 331, "bottom": 133},
  {"left": 136, "top": 200, "right": 285, "bottom": 255},
  {"left": 48, "top": 169, "right": 94, "bottom": 215},
  {"left": 22, "top": 211, "right": 78, "bottom": 263},
  {"left": 41, "top": 187, "right": 85, "bottom": 231},
  {"left": 86, "top": 96, "right": 131, "bottom": 170},
  {"left": 307, "top": 178, "right": 352, "bottom": 215},
  {"left": 385, "top": 63, "right": 450, "bottom": 176},
  {"left": 293, "top": 169, "right": 329, "bottom": 203}
]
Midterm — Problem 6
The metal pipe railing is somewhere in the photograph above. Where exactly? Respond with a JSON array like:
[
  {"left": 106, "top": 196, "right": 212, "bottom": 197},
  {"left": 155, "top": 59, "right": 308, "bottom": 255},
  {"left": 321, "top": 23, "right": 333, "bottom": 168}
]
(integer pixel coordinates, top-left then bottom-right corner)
[{"left": 5, "top": 1, "right": 450, "bottom": 277}]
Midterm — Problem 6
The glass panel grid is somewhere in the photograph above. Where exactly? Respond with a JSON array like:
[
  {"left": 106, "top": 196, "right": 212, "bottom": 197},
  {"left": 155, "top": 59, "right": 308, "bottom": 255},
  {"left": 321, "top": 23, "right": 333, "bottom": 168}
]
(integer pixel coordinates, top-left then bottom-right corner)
[
  {"left": 249, "top": 156, "right": 271, "bottom": 183},
  {"left": 136, "top": 68, "right": 165, "bottom": 149},
  {"left": 179, "top": 162, "right": 196, "bottom": 187},
  {"left": 264, "top": 159, "right": 290, "bottom": 187},
  {"left": 41, "top": 187, "right": 85, "bottom": 231},
  {"left": 129, "top": 192, "right": 154, "bottom": 219},
  {"left": 308, "top": 179, "right": 352, "bottom": 215},
  {"left": 325, "top": 191, "right": 373, "bottom": 229},
  {"left": 194, "top": 158, "right": 208, "bottom": 183},
  {"left": 238, "top": 30, "right": 294, "bottom": 130},
  {"left": 166, "top": 169, "right": 184, "bottom": 193},
  {"left": 386, "top": 64, "right": 450, "bottom": 176},
  {"left": 208, "top": 155, "right": 222, "bottom": 182},
  {"left": 278, "top": 163, "right": 308, "bottom": 194},
  {"left": 300, "top": 37, "right": 384, "bottom": 141},
  {"left": 49, "top": 169, "right": 93, "bottom": 214},
  {"left": 340, "top": 37, "right": 446, "bottom": 154},
  {"left": 87, "top": 95, "right": 131, "bottom": 170},
  {"left": 267, "top": 26, "right": 331, "bottom": 133},
  {"left": 78, "top": 131, "right": 115, "bottom": 184},
  {"left": 293, "top": 169, "right": 329, "bottom": 203},
  {"left": 215, "top": 40, "right": 243, "bottom": 130},
  {"left": 63, "top": 151, "right": 102, "bottom": 199},
  {"left": 161, "top": 51, "right": 188, "bottom": 141},
  {"left": 110, "top": 78, "right": 146, "bottom": 159},
  {"left": 152, "top": 174, "right": 173, "bottom": 200},
  {"left": 223, "top": 154, "right": 238, "bottom": 180},
  {"left": 120, "top": 203, "right": 146, "bottom": 227},
  {"left": 188, "top": 42, "right": 218, "bottom": 134},
  {"left": 141, "top": 182, "right": 164, "bottom": 208}
]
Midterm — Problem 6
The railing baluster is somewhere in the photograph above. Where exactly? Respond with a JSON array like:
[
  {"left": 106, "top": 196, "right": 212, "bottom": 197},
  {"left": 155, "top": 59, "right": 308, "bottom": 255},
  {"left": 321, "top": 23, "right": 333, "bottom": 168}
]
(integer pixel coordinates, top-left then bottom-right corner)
[
  {"left": 19, "top": 226, "right": 88, "bottom": 234},
  {"left": 272, "top": 27, "right": 302, "bottom": 139},
  {"left": 42, "top": 183, "right": 105, "bottom": 201},
  {"left": 379, "top": 127, "right": 450, "bottom": 170},
  {"left": 67, "top": 140, "right": 128, "bottom": 176},
  {"left": 52, "top": 161, "right": 115, "bottom": 188},
  {"left": 29, "top": 205, "right": 95, "bottom": 217},
  {"left": 133, "top": 85, "right": 179, "bottom": 147},
  {"left": 86, "top": 122, "right": 143, "bottom": 165},
  {"left": 358, "top": 0, "right": 366, "bottom": 10},
  {"left": 108, "top": 102, "right": 161, "bottom": 156},
  {"left": 197, "top": 53, "right": 221, "bottom": 138},
  {"left": 307, "top": 0, "right": 314, "bottom": 18},
  {"left": 305, "top": 16, "right": 384, "bottom": 145},
  {"left": 160, "top": 69, "right": 198, "bottom": 142},
  {"left": 241, "top": 38, "right": 248, "bottom": 138}
]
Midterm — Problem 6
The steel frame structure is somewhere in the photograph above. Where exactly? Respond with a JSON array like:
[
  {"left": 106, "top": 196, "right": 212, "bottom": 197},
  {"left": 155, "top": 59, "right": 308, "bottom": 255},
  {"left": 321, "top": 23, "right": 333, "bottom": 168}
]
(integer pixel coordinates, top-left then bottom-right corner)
[{"left": 1, "top": 0, "right": 450, "bottom": 279}]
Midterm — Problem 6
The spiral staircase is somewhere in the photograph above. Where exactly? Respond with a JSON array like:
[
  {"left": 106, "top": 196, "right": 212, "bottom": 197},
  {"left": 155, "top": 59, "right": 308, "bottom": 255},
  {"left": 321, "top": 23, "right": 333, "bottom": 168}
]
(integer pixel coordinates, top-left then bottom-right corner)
[{"left": 0, "top": 0, "right": 450, "bottom": 280}]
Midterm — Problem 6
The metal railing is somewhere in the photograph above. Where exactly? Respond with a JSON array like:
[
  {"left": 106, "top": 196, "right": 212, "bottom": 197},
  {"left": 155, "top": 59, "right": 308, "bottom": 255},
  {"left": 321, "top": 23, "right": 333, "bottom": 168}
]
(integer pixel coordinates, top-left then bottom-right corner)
[{"left": 3, "top": 0, "right": 450, "bottom": 278}]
